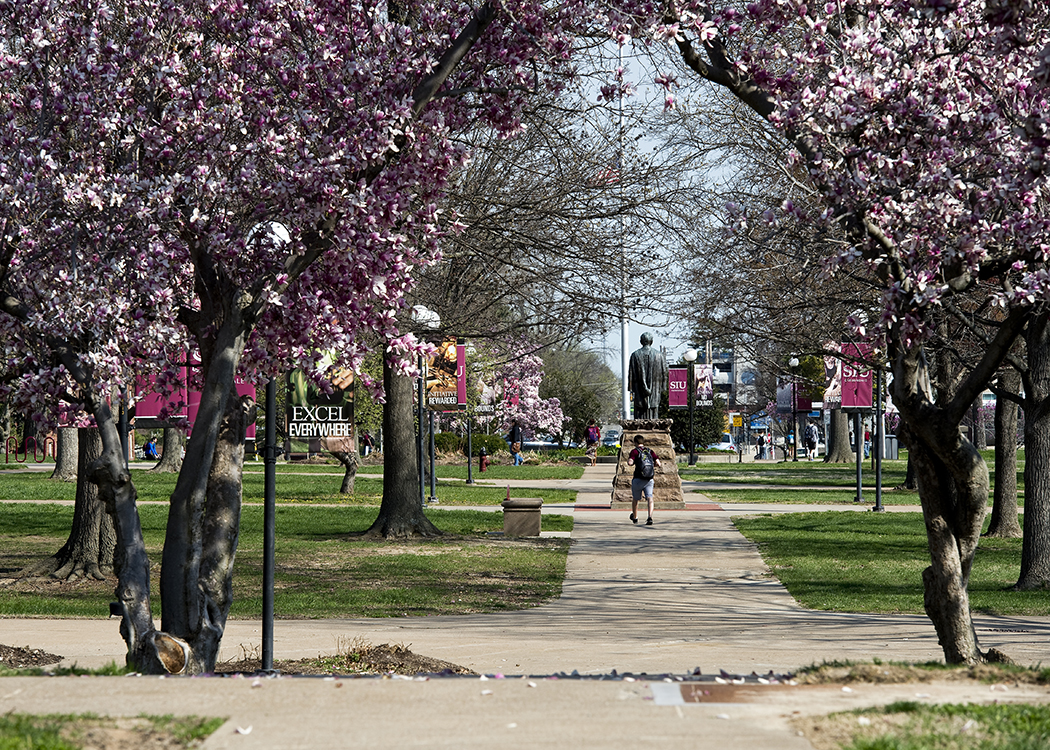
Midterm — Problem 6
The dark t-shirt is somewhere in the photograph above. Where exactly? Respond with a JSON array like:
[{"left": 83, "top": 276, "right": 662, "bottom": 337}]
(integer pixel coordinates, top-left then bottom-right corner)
[{"left": 629, "top": 447, "right": 655, "bottom": 480}]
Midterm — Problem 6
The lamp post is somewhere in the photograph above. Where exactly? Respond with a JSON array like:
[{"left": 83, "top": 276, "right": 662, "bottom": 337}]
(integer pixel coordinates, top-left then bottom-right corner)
[
  {"left": 684, "top": 348, "right": 698, "bottom": 465},
  {"left": 411, "top": 305, "right": 441, "bottom": 508},
  {"left": 788, "top": 357, "right": 800, "bottom": 462}
]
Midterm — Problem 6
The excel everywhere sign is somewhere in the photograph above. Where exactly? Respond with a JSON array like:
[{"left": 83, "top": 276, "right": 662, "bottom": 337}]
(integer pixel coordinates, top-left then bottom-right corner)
[{"left": 287, "top": 368, "right": 355, "bottom": 451}]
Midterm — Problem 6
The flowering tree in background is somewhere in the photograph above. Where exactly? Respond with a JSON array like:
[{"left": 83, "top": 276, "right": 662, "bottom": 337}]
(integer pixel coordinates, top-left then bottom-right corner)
[
  {"left": 0, "top": 0, "right": 588, "bottom": 673},
  {"left": 475, "top": 337, "right": 565, "bottom": 439},
  {"left": 628, "top": 0, "right": 1050, "bottom": 663}
]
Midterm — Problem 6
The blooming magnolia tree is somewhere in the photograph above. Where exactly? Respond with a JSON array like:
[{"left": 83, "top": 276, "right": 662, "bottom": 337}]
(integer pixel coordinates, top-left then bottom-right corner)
[
  {"left": 625, "top": 0, "right": 1050, "bottom": 663},
  {"left": 474, "top": 337, "right": 565, "bottom": 439},
  {"left": 0, "top": 0, "right": 591, "bottom": 673}
]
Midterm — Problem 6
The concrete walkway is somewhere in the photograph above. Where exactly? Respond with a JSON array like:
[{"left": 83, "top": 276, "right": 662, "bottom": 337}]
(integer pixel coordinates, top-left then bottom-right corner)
[{"left": 3, "top": 464, "right": 1050, "bottom": 748}]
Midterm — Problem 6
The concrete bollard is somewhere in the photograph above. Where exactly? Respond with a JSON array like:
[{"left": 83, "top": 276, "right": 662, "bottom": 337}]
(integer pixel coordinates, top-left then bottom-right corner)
[{"left": 501, "top": 497, "right": 543, "bottom": 537}]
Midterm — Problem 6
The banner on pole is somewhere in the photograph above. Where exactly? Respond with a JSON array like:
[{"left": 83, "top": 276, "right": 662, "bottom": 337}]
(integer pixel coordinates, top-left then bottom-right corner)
[
  {"left": 695, "top": 364, "right": 714, "bottom": 407},
  {"left": 823, "top": 342, "right": 842, "bottom": 409},
  {"left": 841, "top": 343, "right": 873, "bottom": 410},
  {"left": 425, "top": 338, "right": 465, "bottom": 411},
  {"left": 669, "top": 365, "right": 688, "bottom": 409},
  {"left": 287, "top": 367, "right": 355, "bottom": 452}
]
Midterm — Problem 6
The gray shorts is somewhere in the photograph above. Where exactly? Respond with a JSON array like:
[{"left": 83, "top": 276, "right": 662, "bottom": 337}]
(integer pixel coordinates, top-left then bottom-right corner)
[{"left": 631, "top": 477, "right": 655, "bottom": 501}]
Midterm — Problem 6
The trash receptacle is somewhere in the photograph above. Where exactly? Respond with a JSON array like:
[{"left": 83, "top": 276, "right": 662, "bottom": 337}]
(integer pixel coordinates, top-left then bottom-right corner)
[
  {"left": 501, "top": 497, "right": 543, "bottom": 537},
  {"left": 885, "top": 435, "right": 899, "bottom": 460}
]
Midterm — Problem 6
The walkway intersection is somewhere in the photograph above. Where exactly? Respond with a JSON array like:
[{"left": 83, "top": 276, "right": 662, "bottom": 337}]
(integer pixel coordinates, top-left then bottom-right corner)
[{"left": 2, "top": 464, "right": 1050, "bottom": 749}]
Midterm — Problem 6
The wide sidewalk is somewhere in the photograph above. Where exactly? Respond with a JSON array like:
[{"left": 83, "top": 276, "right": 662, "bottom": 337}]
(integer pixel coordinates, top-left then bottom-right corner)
[{"left": 2, "top": 464, "right": 1050, "bottom": 749}]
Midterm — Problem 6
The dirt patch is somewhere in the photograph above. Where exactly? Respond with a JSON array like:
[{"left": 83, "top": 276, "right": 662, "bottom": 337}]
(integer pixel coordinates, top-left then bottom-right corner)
[
  {"left": 215, "top": 642, "right": 475, "bottom": 676},
  {"left": 65, "top": 717, "right": 201, "bottom": 750},
  {"left": 792, "top": 711, "right": 918, "bottom": 750},
  {"left": 796, "top": 661, "right": 1050, "bottom": 685},
  {"left": 0, "top": 643, "right": 63, "bottom": 669}
]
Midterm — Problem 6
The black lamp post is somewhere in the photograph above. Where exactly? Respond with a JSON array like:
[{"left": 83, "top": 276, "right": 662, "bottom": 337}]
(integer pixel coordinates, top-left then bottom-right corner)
[
  {"left": 789, "top": 357, "right": 799, "bottom": 462},
  {"left": 684, "top": 348, "right": 698, "bottom": 465}
]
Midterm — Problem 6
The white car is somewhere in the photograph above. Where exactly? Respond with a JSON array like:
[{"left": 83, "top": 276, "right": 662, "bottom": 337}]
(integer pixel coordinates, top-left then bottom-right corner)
[{"left": 707, "top": 432, "right": 736, "bottom": 451}]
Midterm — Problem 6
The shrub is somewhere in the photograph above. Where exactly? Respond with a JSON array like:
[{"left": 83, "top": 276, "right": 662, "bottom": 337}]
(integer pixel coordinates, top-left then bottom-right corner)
[
  {"left": 469, "top": 433, "right": 510, "bottom": 456},
  {"left": 434, "top": 431, "right": 465, "bottom": 455}
]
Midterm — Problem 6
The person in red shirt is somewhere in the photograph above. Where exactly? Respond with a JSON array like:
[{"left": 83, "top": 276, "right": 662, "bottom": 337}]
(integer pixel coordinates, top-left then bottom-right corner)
[{"left": 627, "top": 434, "right": 661, "bottom": 526}]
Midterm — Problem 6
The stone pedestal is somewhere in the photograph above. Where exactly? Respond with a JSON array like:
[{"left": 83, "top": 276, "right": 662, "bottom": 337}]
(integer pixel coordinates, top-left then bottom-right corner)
[
  {"left": 501, "top": 497, "right": 543, "bottom": 537},
  {"left": 611, "top": 420, "right": 686, "bottom": 509}
]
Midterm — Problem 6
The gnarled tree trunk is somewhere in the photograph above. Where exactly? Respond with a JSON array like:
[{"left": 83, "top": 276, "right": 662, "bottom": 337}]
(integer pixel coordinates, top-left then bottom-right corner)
[
  {"left": 21, "top": 427, "right": 115, "bottom": 580},
  {"left": 986, "top": 369, "right": 1021, "bottom": 539},
  {"left": 50, "top": 427, "right": 78, "bottom": 481},
  {"left": 823, "top": 408, "right": 853, "bottom": 463},
  {"left": 366, "top": 354, "right": 441, "bottom": 538},
  {"left": 330, "top": 449, "right": 358, "bottom": 494},
  {"left": 890, "top": 310, "right": 1026, "bottom": 665},
  {"left": 1017, "top": 314, "right": 1050, "bottom": 589}
]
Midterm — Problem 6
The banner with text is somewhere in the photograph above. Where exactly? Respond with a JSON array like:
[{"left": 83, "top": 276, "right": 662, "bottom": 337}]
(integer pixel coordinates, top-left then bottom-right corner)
[
  {"left": 425, "top": 338, "right": 466, "bottom": 411},
  {"left": 669, "top": 365, "right": 688, "bottom": 409},
  {"left": 841, "top": 343, "right": 873, "bottom": 410},
  {"left": 287, "top": 367, "right": 355, "bottom": 452}
]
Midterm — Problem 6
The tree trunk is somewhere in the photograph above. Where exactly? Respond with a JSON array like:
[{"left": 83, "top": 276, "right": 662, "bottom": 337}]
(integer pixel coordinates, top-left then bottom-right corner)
[
  {"left": 890, "top": 329, "right": 1008, "bottom": 665},
  {"left": 986, "top": 369, "right": 1022, "bottom": 539},
  {"left": 331, "top": 450, "right": 358, "bottom": 494},
  {"left": 823, "top": 408, "right": 853, "bottom": 463},
  {"left": 50, "top": 427, "right": 79, "bottom": 481},
  {"left": 21, "top": 428, "right": 116, "bottom": 580},
  {"left": 159, "top": 303, "right": 251, "bottom": 674},
  {"left": 1017, "top": 314, "right": 1050, "bottom": 589},
  {"left": 150, "top": 427, "right": 185, "bottom": 473},
  {"left": 972, "top": 399, "right": 988, "bottom": 450},
  {"left": 366, "top": 355, "right": 441, "bottom": 538}
]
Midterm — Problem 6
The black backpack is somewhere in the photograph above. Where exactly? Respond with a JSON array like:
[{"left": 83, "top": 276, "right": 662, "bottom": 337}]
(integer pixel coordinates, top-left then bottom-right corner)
[{"left": 637, "top": 447, "right": 655, "bottom": 479}]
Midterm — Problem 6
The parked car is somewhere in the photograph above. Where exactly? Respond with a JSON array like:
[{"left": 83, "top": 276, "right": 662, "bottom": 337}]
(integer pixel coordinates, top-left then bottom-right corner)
[
  {"left": 601, "top": 429, "right": 621, "bottom": 448},
  {"left": 707, "top": 432, "right": 736, "bottom": 452}
]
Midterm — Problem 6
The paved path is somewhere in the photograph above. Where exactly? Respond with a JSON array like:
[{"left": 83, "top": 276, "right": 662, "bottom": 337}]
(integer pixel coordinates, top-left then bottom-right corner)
[{"left": 2, "top": 464, "right": 1050, "bottom": 748}]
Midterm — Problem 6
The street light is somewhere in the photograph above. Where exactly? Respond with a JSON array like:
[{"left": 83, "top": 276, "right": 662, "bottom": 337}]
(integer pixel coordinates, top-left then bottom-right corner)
[
  {"left": 411, "top": 305, "right": 441, "bottom": 508},
  {"left": 684, "top": 348, "right": 698, "bottom": 465},
  {"left": 788, "top": 357, "right": 800, "bottom": 462}
]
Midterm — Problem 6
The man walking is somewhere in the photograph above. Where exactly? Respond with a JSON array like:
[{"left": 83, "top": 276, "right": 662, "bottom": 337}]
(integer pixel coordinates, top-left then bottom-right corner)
[{"left": 626, "top": 434, "right": 660, "bottom": 526}]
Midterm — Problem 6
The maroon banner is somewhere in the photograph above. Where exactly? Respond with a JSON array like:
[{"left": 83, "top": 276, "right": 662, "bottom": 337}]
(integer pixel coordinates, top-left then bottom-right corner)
[
  {"left": 456, "top": 340, "right": 467, "bottom": 409},
  {"left": 668, "top": 365, "right": 688, "bottom": 409},
  {"left": 841, "top": 343, "right": 873, "bottom": 410}
]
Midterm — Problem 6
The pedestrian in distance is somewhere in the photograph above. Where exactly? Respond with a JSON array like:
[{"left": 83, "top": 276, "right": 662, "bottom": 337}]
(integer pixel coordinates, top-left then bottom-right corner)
[
  {"left": 584, "top": 419, "right": 600, "bottom": 466},
  {"left": 627, "top": 434, "right": 660, "bottom": 526},
  {"left": 506, "top": 420, "right": 524, "bottom": 466}
]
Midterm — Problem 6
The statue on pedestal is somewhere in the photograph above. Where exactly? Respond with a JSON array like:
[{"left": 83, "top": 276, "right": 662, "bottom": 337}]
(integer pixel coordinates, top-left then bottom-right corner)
[{"left": 628, "top": 332, "right": 668, "bottom": 419}]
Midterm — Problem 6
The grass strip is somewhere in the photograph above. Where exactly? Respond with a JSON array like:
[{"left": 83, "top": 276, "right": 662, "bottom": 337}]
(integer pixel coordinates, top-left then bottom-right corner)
[
  {"left": 703, "top": 488, "right": 924, "bottom": 506},
  {"left": 0, "top": 468, "right": 578, "bottom": 507},
  {"left": 0, "top": 504, "right": 572, "bottom": 619},
  {"left": 681, "top": 451, "right": 1025, "bottom": 491},
  {"left": 808, "top": 701, "right": 1050, "bottom": 750},
  {"left": 733, "top": 511, "right": 1045, "bottom": 616},
  {"left": 0, "top": 714, "right": 223, "bottom": 749}
]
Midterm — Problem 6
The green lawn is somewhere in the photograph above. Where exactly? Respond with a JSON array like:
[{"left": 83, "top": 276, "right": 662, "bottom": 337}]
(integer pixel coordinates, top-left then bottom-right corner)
[
  {"left": 0, "top": 467, "right": 578, "bottom": 506},
  {"left": 0, "top": 503, "right": 573, "bottom": 619},
  {"left": 733, "top": 511, "right": 1045, "bottom": 616},
  {"left": 703, "top": 488, "right": 924, "bottom": 506}
]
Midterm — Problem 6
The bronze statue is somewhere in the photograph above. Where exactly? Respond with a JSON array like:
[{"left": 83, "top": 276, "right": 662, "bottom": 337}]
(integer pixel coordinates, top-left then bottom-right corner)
[{"left": 628, "top": 332, "right": 668, "bottom": 419}]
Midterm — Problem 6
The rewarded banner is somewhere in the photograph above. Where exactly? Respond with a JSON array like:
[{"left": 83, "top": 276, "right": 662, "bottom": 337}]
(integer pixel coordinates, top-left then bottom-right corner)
[
  {"left": 425, "top": 338, "right": 466, "bottom": 411},
  {"left": 287, "top": 367, "right": 355, "bottom": 452},
  {"left": 841, "top": 343, "right": 873, "bottom": 410},
  {"left": 669, "top": 365, "right": 688, "bottom": 409}
]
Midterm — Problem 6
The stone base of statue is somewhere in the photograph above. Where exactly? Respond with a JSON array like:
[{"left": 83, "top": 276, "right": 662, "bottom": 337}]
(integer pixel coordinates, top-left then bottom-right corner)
[{"left": 610, "top": 419, "right": 686, "bottom": 509}]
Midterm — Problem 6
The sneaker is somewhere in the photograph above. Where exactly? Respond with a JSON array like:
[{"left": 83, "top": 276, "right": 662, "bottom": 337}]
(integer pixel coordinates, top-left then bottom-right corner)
[
  {"left": 646, "top": 517, "right": 653, "bottom": 526},
  {"left": 630, "top": 513, "right": 637, "bottom": 524}
]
